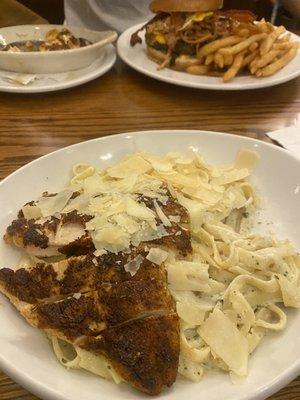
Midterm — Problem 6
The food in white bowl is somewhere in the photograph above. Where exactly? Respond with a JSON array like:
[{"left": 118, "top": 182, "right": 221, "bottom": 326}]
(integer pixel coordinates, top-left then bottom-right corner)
[
  {"left": 0, "top": 28, "right": 92, "bottom": 53},
  {"left": 0, "top": 25, "right": 117, "bottom": 74}
]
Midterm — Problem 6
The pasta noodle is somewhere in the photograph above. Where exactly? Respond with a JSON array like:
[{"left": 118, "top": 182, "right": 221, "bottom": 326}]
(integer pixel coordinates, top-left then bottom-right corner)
[{"left": 51, "top": 337, "right": 122, "bottom": 384}]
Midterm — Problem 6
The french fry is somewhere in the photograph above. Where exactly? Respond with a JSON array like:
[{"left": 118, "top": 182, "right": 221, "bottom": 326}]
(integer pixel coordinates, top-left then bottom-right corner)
[
  {"left": 184, "top": 19, "right": 298, "bottom": 81},
  {"left": 266, "top": 22, "right": 276, "bottom": 32},
  {"left": 256, "top": 20, "right": 269, "bottom": 34},
  {"left": 249, "top": 42, "right": 258, "bottom": 52},
  {"left": 249, "top": 53, "right": 263, "bottom": 73},
  {"left": 276, "top": 34, "right": 291, "bottom": 44},
  {"left": 224, "top": 54, "right": 234, "bottom": 66},
  {"left": 260, "top": 25, "right": 286, "bottom": 55},
  {"left": 197, "top": 36, "right": 242, "bottom": 58},
  {"left": 236, "top": 28, "right": 250, "bottom": 38},
  {"left": 273, "top": 42, "right": 294, "bottom": 51},
  {"left": 223, "top": 52, "right": 245, "bottom": 82},
  {"left": 186, "top": 65, "right": 210, "bottom": 75},
  {"left": 214, "top": 52, "right": 224, "bottom": 69},
  {"left": 207, "top": 70, "right": 223, "bottom": 77},
  {"left": 174, "top": 55, "right": 201, "bottom": 69},
  {"left": 205, "top": 53, "right": 214, "bottom": 65},
  {"left": 237, "top": 22, "right": 258, "bottom": 34},
  {"left": 219, "top": 33, "right": 267, "bottom": 56},
  {"left": 259, "top": 45, "right": 297, "bottom": 77},
  {"left": 243, "top": 50, "right": 259, "bottom": 67},
  {"left": 252, "top": 49, "right": 282, "bottom": 69}
]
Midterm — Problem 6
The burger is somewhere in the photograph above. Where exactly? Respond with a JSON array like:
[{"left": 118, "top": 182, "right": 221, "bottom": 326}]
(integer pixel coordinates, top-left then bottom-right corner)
[{"left": 131, "top": 0, "right": 256, "bottom": 71}]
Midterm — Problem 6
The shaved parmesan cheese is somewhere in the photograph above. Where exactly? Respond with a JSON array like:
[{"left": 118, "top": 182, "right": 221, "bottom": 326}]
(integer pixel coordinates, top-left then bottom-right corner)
[
  {"left": 126, "top": 197, "right": 155, "bottom": 221},
  {"left": 124, "top": 255, "right": 144, "bottom": 276},
  {"left": 85, "top": 215, "right": 107, "bottom": 231},
  {"left": 131, "top": 224, "right": 169, "bottom": 247},
  {"left": 63, "top": 193, "right": 90, "bottom": 213},
  {"left": 199, "top": 309, "right": 248, "bottom": 376},
  {"left": 112, "top": 213, "right": 140, "bottom": 234},
  {"left": 177, "top": 193, "right": 204, "bottom": 231},
  {"left": 234, "top": 149, "right": 259, "bottom": 172},
  {"left": 211, "top": 169, "right": 250, "bottom": 186},
  {"left": 83, "top": 175, "right": 107, "bottom": 196},
  {"left": 182, "top": 186, "right": 223, "bottom": 205},
  {"left": 37, "top": 189, "right": 74, "bottom": 217},
  {"left": 93, "top": 249, "right": 107, "bottom": 257},
  {"left": 73, "top": 293, "right": 82, "bottom": 300},
  {"left": 142, "top": 153, "right": 173, "bottom": 172},
  {"left": 107, "top": 155, "right": 152, "bottom": 178},
  {"left": 146, "top": 248, "right": 169, "bottom": 265},
  {"left": 153, "top": 200, "right": 171, "bottom": 227},
  {"left": 22, "top": 204, "right": 42, "bottom": 220},
  {"left": 93, "top": 226, "right": 130, "bottom": 253}
]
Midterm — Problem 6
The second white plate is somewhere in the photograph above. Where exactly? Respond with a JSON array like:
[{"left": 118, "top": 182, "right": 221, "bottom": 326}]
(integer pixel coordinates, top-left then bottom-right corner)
[
  {"left": 0, "top": 44, "right": 116, "bottom": 93},
  {"left": 117, "top": 24, "right": 300, "bottom": 91}
]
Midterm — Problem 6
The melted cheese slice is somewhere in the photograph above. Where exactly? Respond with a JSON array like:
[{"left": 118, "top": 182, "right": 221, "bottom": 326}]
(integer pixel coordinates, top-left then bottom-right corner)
[
  {"left": 193, "top": 12, "right": 213, "bottom": 22},
  {"left": 155, "top": 34, "right": 166, "bottom": 45},
  {"left": 180, "top": 12, "right": 214, "bottom": 31}
]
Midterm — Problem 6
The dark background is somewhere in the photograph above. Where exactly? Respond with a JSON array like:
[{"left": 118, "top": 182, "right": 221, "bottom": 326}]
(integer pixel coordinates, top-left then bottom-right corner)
[{"left": 18, "top": 0, "right": 274, "bottom": 23}]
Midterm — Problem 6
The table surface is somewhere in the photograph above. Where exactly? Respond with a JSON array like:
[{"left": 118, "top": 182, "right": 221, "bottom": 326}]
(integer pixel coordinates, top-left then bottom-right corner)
[
  {"left": 0, "top": 0, "right": 47, "bottom": 27},
  {"left": 0, "top": 56, "right": 299, "bottom": 400}
]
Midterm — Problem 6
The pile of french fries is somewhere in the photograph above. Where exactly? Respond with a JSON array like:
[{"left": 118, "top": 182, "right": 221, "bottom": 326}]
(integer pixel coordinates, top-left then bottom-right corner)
[{"left": 184, "top": 20, "right": 299, "bottom": 82}]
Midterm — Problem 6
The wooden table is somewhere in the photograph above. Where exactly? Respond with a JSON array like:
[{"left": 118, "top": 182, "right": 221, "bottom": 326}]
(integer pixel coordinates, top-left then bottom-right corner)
[
  {"left": 0, "top": 59, "right": 299, "bottom": 399},
  {"left": 0, "top": 0, "right": 47, "bottom": 27}
]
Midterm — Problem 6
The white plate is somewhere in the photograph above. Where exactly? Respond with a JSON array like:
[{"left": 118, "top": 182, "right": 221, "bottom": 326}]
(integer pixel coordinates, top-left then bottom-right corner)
[
  {"left": 117, "top": 24, "right": 300, "bottom": 90},
  {"left": 0, "top": 44, "right": 116, "bottom": 93},
  {"left": 0, "top": 130, "right": 299, "bottom": 400}
]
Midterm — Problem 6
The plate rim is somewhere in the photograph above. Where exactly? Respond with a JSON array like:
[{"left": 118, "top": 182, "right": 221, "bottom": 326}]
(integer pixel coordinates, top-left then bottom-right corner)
[
  {"left": 0, "top": 129, "right": 300, "bottom": 400},
  {"left": 1, "top": 130, "right": 300, "bottom": 188},
  {"left": 117, "top": 23, "right": 300, "bottom": 91},
  {"left": 0, "top": 44, "right": 116, "bottom": 94}
]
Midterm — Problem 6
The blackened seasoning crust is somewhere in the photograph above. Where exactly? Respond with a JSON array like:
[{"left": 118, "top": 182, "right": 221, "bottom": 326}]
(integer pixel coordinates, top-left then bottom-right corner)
[
  {"left": 36, "top": 293, "right": 104, "bottom": 339},
  {"left": 59, "top": 233, "right": 95, "bottom": 256},
  {"left": 96, "top": 279, "right": 174, "bottom": 326},
  {"left": 0, "top": 250, "right": 168, "bottom": 303},
  {"left": 84, "top": 314, "right": 180, "bottom": 395},
  {"left": 152, "top": 223, "right": 192, "bottom": 256},
  {"left": 61, "top": 210, "right": 93, "bottom": 225},
  {"left": 23, "top": 224, "right": 49, "bottom": 248},
  {"left": 0, "top": 264, "right": 57, "bottom": 303},
  {"left": 5, "top": 217, "right": 50, "bottom": 248}
]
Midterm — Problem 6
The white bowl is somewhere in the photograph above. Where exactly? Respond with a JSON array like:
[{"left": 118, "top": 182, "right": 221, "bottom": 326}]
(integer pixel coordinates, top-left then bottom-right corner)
[
  {"left": 0, "top": 25, "right": 118, "bottom": 74},
  {"left": 0, "top": 130, "right": 299, "bottom": 400}
]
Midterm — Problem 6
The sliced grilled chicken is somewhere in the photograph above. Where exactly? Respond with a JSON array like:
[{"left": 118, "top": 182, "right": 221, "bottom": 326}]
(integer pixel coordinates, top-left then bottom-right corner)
[
  {"left": 4, "top": 192, "right": 191, "bottom": 258},
  {"left": 4, "top": 211, "right": 92, "bottom": 257},
  {"left": 7, "top": 280, "right": 173, "bottom": 338},
  {"left": 83, "top": 313, "right": 179, "bottom": 395},
  {"left": 0, "top": 258, "right": 179, "bottom": 395},
  {"left": 0, "top": 248, "right": 168, "bottom": 304}
]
